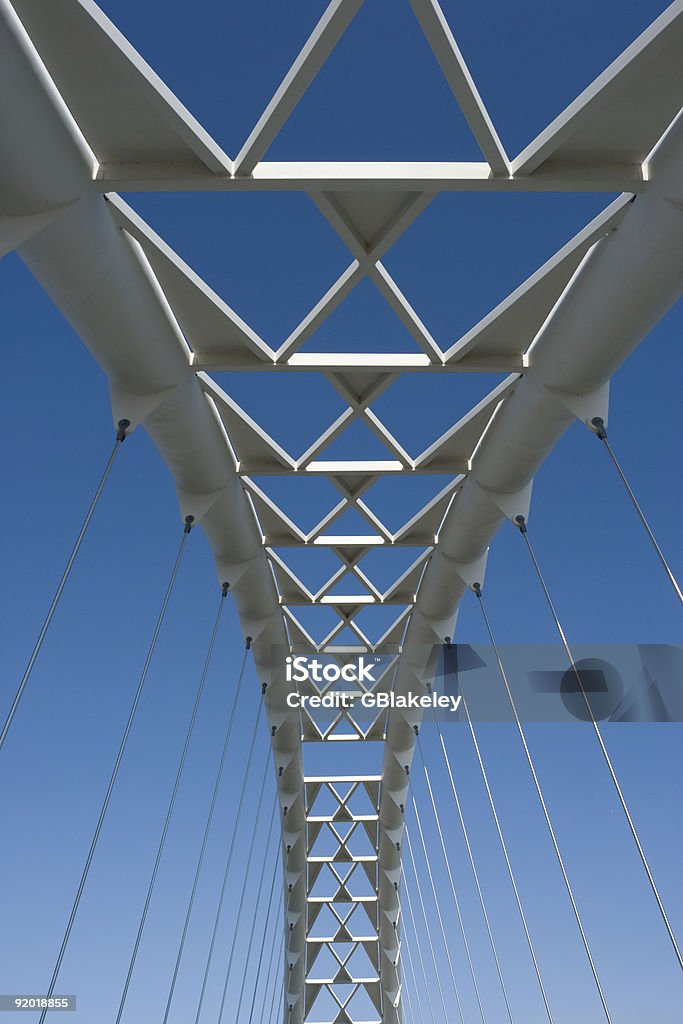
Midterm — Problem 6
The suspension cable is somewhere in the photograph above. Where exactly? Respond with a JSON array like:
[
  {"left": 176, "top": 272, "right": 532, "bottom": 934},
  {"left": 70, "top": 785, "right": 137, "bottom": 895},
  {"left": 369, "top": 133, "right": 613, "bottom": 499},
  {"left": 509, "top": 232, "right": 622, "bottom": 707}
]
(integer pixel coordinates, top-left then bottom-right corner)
[
  {"left": 515, "top": 516, "right": 683, "bottom": 972},
  {"left": 442, "top": 640, "right": 554, "bottom": 1023},
  {"left": 115, "top": 580, "right": 230, "bottom": 1024},
  {"left": 408, "top": 794, "right": 469, "bottom": 1024},
  {"left": 409, "top": 747, "right": 481, "bottom": 1024},
  {"left": 196, "top": 721, "right": 272, "bottom": 1024},
  {"left": 232, "top": 798, "right": 279, "bottom": 1020},
  {"left": 267, "top": 930, "right": 286, "bottom": 1024},
  {"left": 401, "top": 921, "right": 425, "bottom": 1024},
  {"left": 401, "top": 865, "right": 437, "bottom": 1024},
  {"left": 419, "top": 716, "right": 516, "bottom": 1019},
  {"left": 161, "top": 637, "right": 256, "bottom": 1024},
  {"left": 591, "top": 418, "right": 683, "bottom": 608},
  {"left": 1, "top": 420, "right": 130, "bottom": 752},
  {"left": 401, "top": 983, "right": 415, "bottom": 1024},
  {"left": 404, "top": 828, "right": 451, "bottom": 1024},
  {"left": 400, "top": 949, "right": 416, "bottom": 1024},
  {"left": 258, "top": 879, "right": 283, "bottom": 1024},
  {"left": 470, "top": 585, "right": 613, "bottom": 1023},
  {"left": 38, "top": 513, "right": 192, "bottom": 1022},
  {"left": 246, "top": 814, "right": 282, "bottom": 1024}
]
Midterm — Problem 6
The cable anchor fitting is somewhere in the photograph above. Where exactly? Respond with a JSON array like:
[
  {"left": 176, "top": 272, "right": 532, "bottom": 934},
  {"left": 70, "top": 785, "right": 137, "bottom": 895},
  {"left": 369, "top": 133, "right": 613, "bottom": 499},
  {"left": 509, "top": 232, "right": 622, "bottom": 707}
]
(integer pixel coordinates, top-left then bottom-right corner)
[
  {"left": 591, "top": 416, "right": 608, "bottom": 441},
  {"left": 116, "top": 418, "right": 131, "bottom": 443}
]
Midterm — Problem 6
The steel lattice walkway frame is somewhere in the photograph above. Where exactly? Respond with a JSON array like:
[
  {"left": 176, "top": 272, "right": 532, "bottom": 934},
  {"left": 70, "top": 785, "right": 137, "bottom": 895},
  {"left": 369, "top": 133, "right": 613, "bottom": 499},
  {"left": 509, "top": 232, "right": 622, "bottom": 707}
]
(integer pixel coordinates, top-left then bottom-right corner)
[{"left": 2, "top": 1, "right": 683, "bottom": 1021}]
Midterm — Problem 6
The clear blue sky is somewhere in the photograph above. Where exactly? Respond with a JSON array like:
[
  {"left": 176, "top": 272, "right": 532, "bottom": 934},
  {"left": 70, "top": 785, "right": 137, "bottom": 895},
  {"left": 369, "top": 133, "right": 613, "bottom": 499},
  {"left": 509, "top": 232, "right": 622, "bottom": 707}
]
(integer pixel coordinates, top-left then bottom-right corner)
[{"left": 0, "top": 1, "right": 681, "bottom": 1022}]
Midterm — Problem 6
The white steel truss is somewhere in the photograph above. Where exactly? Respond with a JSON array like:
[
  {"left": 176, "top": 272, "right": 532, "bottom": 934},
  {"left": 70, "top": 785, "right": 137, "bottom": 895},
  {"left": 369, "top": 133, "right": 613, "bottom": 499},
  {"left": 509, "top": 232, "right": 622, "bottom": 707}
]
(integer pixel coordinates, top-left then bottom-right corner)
[{"left": 2, "top": 1, "right": 683, "bottom": 1021}]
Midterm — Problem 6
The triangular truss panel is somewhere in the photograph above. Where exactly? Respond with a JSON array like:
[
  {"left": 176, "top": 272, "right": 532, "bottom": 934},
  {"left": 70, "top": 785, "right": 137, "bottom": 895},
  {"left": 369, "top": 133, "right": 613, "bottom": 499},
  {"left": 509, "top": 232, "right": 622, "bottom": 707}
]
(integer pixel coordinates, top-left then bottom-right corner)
[
  {"left": 109, "top": 196, "right": 275, "bottom": 366},
  {"left": 10, "top": 0, "right": 232, "bottom": 175},
  {"left": 513, "top": 2, "right": 683, "bottom": 176},
  {"left": 4, "top": 2, "right": 683, "bottom": 1023}
]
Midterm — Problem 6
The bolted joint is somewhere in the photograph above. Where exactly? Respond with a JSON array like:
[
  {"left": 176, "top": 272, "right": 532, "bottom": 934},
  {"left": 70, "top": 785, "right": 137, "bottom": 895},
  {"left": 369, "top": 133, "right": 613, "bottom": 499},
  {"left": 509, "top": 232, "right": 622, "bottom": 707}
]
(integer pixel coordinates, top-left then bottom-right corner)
[
  {"left": 514, "top": 514, "right": 527, "bottom": 534},
  {"left": 591, "top": 416, "right": 608, "bottom": 440},
  {"left": 116, "top": 418, "right": 131, "bottom": 443}
]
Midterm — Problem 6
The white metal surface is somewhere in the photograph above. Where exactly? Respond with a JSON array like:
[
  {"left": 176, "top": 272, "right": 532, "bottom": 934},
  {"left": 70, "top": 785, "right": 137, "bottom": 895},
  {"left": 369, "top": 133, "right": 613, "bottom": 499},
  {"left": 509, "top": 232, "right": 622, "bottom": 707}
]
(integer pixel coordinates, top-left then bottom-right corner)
[{"left": 2, "top": 1, "right": 683, "bottom": 1021}]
